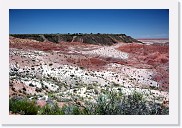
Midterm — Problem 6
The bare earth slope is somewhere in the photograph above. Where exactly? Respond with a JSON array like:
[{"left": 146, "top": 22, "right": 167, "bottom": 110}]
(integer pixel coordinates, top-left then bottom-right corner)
[{"left": 9, "top": 35, "right": 169, "bottom": 114}]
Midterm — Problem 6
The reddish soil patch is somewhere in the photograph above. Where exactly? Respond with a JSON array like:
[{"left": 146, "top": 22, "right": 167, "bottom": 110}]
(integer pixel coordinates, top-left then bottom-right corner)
[
  {"left": 10, "top": 37, "right": 98, "bottom": 52},
  {"left": 117, "top": 43, "right": 143, "bottom": 54},
  {"left": 11, "top": 41, "right": 68, "bottom": 51},
  {"left": 67, "top": 57, "right": 108, "bottom": 69},
  {"left": 116, "top": 60, "right": 127, "bottom": 65},
  {"left": 117, "top": 43, "right": 169, "bottom": 67},
  {"left": 117, "top": 43, "right": 169, "bottom": 91},
  {"left": 36, "top": 100, "right": 47, "bottom": 108},
  {"left": 89, "top": 58, "right": 107, "bottom": 66},
  {"left": 10, "top": 37, "right": 68, "bottom": 52},
  {"left": 117, "top": 43, "right": 168, "bottom": 55},
  {"left": 152, "top": 65, "right": 169, "bottom": 91}
]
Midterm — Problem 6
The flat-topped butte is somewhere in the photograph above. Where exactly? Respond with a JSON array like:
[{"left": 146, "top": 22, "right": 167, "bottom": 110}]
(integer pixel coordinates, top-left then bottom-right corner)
[{"left": 10, "top": 33, "right": 141, "bottom": 45}]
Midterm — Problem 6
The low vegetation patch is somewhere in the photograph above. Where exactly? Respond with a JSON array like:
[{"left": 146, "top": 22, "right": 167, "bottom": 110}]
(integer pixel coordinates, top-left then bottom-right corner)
[
  {"left": 9, "top": 87, "right": 169, "bottom": 115},
  {"left": 9, "top": 97, "right": 39, "bottom": 115}
]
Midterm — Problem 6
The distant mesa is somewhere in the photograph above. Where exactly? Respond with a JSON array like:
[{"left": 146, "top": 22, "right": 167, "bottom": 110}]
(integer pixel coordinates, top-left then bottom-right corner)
[{"left": 10, "top": 33, "right": 141, "bottom": 45}]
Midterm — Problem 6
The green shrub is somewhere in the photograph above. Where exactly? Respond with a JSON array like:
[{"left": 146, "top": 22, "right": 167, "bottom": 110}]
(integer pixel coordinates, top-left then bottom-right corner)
[
  {"left": 38, "top": 103, "right": 64, "bottom": 115},
  {"left": 9, "top": 98, "right": 39, "bottom": 115},
  {"left": 85, "top": 90, "right": 169, "bottom": 115},
  {"left": 60, "top": 104, "right": 89, "bottom": 115}
]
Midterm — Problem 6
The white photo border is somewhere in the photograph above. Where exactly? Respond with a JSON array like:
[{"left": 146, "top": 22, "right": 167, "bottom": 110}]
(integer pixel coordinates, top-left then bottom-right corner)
[{"left": 0, "top": 0, "right": 179, "bottom": 125}]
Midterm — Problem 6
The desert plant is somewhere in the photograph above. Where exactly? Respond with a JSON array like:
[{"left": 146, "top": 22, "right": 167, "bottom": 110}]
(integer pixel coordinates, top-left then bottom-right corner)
[
  {"left": 84, "top": 89, "right": 168, "bottom": 115},
  {"left": 9, "top": 98, "right": 39, "bottom": 115},
  {"left": 38, "top": 103, "right": 64, "bottom": 115}
]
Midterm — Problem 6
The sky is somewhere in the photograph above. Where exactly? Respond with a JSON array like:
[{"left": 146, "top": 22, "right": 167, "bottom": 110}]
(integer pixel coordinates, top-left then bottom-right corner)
[{"left": 9, "top": 9, "right": 169, "bottom": 38}]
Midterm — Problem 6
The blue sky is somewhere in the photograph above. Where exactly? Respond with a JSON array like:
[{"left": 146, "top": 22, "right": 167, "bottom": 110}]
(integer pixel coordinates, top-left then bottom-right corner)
[{"left": 9, "top": 9, "right": 169, "bottom": 38}]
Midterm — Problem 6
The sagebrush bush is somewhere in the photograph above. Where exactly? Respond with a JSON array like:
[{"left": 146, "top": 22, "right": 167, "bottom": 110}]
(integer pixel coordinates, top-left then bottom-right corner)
[
  {"left": 9, "top": 89, "right": 169, "bottom": 115},
  {"left": 9, "top": 98, "right": 39, "bottom": 115},
  {"left": 38, "top": 103, "right": 64, "bottom": 115},
  {"left": 85, "top": 90, "right": 169, "bottom": 115}
]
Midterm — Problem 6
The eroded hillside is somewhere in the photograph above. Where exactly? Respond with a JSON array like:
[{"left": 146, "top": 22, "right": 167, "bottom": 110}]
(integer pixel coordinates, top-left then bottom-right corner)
[
  {"left": 10, "top": 34, "right": 141, "bottom": 45},
  {"left": 9, "top": 35, "right": 169, "bottom": 115}
]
